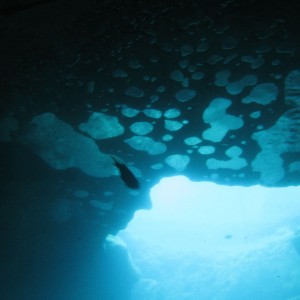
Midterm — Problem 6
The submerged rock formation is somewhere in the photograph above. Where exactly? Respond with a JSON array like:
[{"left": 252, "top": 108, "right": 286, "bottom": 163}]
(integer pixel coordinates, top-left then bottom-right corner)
[{"left": 1, "top": 0, "right": 300, "bottom": 299}]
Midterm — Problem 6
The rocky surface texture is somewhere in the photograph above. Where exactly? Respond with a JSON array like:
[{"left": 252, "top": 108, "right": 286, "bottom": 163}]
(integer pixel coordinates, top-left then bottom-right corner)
[{"left": 0, "top": 0, "right": 299, "bottom": 299}]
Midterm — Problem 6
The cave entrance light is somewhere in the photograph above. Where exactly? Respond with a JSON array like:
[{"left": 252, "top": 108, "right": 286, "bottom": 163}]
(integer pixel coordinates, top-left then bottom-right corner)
[{"left": 119, "top": 176, "right": 300, "bottom": 258}]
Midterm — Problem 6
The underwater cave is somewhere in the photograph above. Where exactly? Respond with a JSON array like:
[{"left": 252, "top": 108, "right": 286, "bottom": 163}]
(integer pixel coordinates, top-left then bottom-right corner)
[{"left": 1, "top": 0, "right": 300, "bottom": 299}]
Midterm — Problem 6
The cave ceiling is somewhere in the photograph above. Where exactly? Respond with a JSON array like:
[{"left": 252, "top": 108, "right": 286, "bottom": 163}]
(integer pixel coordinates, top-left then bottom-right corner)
[{"left": 1, "top": 0, "right": 300, "bottom": 232}]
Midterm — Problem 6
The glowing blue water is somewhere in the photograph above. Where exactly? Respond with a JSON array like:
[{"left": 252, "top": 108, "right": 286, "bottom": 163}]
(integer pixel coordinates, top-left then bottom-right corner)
[{"left": 119, "top": 176, "right": 300, "bottom": 300}]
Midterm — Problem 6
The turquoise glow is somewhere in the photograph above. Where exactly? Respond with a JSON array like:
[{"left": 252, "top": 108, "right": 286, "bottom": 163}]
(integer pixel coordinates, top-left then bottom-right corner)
[
  {"left": 121, "top": 176, "right": 300, "bottom": 257},
  {"left": 119, "top": 176, "right": 300, "bottom": 299}
]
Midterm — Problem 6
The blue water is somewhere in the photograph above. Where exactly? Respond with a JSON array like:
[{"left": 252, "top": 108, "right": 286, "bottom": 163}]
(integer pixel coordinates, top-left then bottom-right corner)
[{"left": 119, "top": 177, "right": 300, "bottom": 300}]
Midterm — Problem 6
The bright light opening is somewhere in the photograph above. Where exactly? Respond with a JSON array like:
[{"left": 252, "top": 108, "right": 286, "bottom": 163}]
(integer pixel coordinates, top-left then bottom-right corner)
[
  {"left": 118, "top": 176, "right": 300, "bottom": 299},
  {"left": 120, "top": 176, "right": 300, "bottom": 258}
]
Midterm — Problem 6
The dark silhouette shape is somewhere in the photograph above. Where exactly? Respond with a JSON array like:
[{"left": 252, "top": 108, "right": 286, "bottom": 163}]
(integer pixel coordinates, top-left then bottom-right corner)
[{"left": 111, "top": 156, "right": 140, "bottom": 190}]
